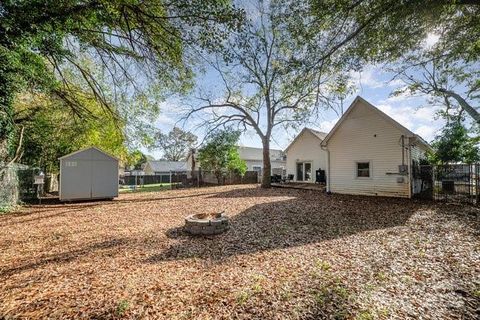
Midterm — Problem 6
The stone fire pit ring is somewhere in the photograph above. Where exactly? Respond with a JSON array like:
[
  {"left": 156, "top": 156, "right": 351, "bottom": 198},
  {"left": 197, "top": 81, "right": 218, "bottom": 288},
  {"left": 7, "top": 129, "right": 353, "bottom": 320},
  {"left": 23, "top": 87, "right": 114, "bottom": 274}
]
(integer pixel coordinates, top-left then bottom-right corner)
[{"left": 184, "top": 212, "right": 229, "bottom": 235}]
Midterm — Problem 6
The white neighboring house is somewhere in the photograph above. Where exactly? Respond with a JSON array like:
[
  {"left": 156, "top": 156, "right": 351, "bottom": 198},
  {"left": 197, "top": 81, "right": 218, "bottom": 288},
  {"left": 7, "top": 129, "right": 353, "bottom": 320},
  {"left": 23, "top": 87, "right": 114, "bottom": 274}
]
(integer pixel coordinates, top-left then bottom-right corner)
[
  {"left": 186, "top": 146, "right": 286, "bottom": 175},
  {"left": 238, "top": 146, "right": 286, "bottom": 176},
  {"left": 143, "top": 160, "right": 188, "bottom": 177},
  {"left": 284, "top": 128, "right": 328, "bottom": 183},
  {"left": 320, "top": 96, "right": 431, "bottom": 198}
]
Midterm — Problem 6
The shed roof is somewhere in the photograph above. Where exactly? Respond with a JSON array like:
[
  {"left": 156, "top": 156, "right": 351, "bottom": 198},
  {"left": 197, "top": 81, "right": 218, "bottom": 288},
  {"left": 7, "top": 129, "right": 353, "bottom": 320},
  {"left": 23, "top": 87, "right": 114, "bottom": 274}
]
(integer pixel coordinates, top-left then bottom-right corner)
[{"left": 59, "top": 147, "right": 120, "bottom": 161}]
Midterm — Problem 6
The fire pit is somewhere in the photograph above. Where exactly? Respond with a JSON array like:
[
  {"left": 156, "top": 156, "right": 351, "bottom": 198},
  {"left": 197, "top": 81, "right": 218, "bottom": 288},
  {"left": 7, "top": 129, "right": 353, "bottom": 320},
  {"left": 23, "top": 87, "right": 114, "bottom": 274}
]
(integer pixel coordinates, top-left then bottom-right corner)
[{"left": 184, "top": 212, "right": 229, "bottom": 235}]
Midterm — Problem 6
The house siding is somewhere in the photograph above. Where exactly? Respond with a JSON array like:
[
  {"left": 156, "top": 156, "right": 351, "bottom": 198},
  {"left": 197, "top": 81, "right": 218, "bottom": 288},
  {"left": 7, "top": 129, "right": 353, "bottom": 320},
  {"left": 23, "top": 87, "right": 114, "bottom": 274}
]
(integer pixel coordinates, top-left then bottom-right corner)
[
  {"left": 327, "top": 101, "right": 410, "bottom": 197},
  {"left": 286, "top": 130, "right": 327, "bottom": 182}
]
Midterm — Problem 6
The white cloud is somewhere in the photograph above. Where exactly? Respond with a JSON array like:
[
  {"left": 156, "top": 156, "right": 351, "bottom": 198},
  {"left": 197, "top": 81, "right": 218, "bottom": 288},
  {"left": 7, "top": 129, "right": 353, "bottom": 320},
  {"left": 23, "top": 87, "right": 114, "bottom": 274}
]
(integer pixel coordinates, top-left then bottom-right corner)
[
  {"left": 376, "top": 101, "right": 444, "bottom": 143},
  {"left": 319, "top": 119, "right": 338, "bottom": 132},
  {"left": 377, "top": 103, "right": 415, "bottom": 129},
  {"left": 349, "top": 66, "right": 404, "bottom": 90},
  {"left": 414, "top": 125, "right": 439, "bottom": 142},
  {"left": 350, "top": 68, "right": 384, "bottom": 89},
  {"left": 423, "top": 33, "right": 440, "bottom": 49}
]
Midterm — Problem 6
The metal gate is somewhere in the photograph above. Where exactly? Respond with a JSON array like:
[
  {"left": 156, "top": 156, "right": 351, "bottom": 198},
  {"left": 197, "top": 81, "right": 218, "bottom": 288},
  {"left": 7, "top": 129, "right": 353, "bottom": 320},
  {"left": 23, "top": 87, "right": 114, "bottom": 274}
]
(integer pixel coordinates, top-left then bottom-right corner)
[{"left": 413, "top": 163, "right": 479, "bottom": 205}]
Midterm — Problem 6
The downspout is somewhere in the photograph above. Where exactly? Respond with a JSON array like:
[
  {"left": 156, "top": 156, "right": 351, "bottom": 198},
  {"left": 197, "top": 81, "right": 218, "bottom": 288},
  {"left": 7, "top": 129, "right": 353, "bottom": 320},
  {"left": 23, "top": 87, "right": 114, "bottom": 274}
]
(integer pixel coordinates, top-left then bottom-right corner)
[
  {"left": 407, "top": 139, "right": 412, "bottom": 199},
  {"left": 321, "top": 143, "right": 330, "bottom": 193}
]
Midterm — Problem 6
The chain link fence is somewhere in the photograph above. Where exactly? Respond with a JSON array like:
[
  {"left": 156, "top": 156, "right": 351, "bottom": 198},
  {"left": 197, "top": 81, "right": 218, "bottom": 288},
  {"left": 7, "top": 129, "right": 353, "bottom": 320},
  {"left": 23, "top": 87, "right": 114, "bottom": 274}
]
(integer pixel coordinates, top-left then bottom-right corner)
[{"left": 0, "top": 163, "right": 41, "bottom": 211}]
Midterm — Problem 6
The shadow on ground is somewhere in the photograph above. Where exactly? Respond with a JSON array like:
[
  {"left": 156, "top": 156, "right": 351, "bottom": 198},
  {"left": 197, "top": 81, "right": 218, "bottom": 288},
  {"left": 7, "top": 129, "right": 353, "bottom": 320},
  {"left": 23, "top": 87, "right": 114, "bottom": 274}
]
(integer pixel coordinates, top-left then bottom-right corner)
[
  {"left": 0, "top": 238, "right": 129, "bottom": 278},
  {"left": 146, "top": 188, "right": 425, "bottom": 263}
]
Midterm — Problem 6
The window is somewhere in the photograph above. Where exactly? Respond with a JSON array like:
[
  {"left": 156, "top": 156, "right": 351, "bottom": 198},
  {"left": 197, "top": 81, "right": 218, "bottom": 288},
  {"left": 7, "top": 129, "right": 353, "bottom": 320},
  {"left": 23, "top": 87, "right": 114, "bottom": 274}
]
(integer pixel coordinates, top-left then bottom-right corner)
[
  {"left": 65, "top": 161, "right": 77, "bottom": 167},
  {"left": 252, "top": 166, "right": 262, "bottom": 174},
  {"left": 356, "top": 162, "right": 370, "bottom": 178},
  {"left": 296, "top": 162, "right": 313, "bottom": 182}
]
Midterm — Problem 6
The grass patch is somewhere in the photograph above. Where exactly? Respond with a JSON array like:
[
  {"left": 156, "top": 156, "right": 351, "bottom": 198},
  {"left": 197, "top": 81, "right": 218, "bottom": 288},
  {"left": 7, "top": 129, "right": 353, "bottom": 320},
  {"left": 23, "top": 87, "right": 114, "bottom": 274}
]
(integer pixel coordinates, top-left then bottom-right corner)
[
  {"left": 116, "top": 300, "right": 129, "bottom": 316},
  {"left": 236, "top": 291, "right": 250, "bottom": 305},
  {"left": 119, "top": 183, "right": 175, "bottom": 193}
]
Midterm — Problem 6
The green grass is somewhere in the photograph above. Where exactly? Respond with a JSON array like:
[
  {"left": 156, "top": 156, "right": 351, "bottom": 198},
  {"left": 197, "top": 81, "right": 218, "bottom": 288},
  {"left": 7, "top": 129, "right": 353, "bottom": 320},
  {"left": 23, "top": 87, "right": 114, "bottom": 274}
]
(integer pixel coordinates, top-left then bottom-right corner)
[
  {"left": 116, "top": 300, "right": 130, "bottom": 316},
  {"left": 119, "top": 183, "right": 177, "bottom": 193}
]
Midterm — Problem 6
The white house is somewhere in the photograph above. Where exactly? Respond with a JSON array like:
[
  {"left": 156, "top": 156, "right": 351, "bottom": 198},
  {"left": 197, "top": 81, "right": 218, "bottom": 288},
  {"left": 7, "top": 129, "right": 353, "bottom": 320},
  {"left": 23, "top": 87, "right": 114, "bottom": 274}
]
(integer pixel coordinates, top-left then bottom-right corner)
[
  {"left": 59, "top": 147, "right": 119, "bottom": 201},
  {"left": 320, "top": 96, "right": 431, "bottom": 198},
  {"left": 186, "top": 146, "right": 286, "bottom": 175},
  {"left": 284, "top": 128, "right": 328, "bottom": 182},
  {"left": 143, "top": 160, "right": 188, "bottom": 176}
]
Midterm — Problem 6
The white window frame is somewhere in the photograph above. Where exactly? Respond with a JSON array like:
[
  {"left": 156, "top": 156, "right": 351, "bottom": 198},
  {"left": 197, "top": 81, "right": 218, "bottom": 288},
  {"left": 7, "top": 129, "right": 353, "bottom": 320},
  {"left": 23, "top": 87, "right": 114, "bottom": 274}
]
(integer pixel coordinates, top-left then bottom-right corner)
[
  {"left": 296, "top": 161, "right": 313, "bottom": 182},
  {"left": 355, "top": 161, "right": 372, "bottom": 179}
]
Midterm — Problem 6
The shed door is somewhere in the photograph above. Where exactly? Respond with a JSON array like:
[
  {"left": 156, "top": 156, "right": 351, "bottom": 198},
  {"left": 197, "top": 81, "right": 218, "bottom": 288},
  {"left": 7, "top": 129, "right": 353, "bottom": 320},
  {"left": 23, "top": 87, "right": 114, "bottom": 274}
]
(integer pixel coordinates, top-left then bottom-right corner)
[
  {"left": 61, "top": 160, "right": 92, "bottom": 200},
  {"left": 91, "top": 160, "right": 118, "bottom": 198}
]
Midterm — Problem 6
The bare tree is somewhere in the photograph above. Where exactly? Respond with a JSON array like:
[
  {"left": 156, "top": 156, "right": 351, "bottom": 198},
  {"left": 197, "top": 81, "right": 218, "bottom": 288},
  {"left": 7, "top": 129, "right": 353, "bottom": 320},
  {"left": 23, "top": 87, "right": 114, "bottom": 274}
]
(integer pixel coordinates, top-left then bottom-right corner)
[
  {"left": 392, "top": 53, "right": 480, "bottom": 124},
  {"left": 184, "top": 1, "right": 352, "bottom": 187}
]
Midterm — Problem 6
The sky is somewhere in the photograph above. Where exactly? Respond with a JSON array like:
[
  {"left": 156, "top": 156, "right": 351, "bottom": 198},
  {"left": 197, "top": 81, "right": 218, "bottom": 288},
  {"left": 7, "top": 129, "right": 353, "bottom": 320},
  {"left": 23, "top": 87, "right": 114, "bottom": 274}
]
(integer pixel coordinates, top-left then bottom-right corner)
[
  {"left": 141, "top": 22, "right": 446, "bottom": 160},
  {"left": 144, "top": 64, "right": 446, "bottom": 160}
]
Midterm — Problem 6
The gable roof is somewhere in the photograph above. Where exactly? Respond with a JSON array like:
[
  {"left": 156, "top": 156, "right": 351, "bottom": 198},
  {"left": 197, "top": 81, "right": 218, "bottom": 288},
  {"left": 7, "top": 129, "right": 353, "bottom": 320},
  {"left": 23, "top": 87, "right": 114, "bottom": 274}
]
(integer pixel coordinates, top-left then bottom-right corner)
[
  {"left": 59, "top": 146, "right": 120, "bottom": 161},
  {"left": 145, "top": 160, "right": 188, "bottom": 172},
  {"left": 284, "top": 128, "right": 328, "bottom": 153},
  {"left": 320, "top": 96, "right": 431, "bottom": 150},
  {"left": 237, "top": 146, "right": 285, "bottom": 161}
]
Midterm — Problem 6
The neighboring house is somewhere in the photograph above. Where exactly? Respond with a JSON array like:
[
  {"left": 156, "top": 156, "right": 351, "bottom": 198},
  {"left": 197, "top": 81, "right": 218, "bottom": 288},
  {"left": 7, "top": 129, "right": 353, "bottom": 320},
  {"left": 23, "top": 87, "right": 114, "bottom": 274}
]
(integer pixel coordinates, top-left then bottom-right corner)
[
  {"left": 186, "top": 146, "right": 286, "bottom": 175},
  {"left": 285, "top": 128, "right": 328, "bottom": 182},
  {"left": 143, "top": 160, "right": 188, "bottom": 176},
  {"left": 238, "top": 146, "right": 286, "bottom": 175},
  {"left": 320, "top": 96, "right": 431, "bottom": 198}
]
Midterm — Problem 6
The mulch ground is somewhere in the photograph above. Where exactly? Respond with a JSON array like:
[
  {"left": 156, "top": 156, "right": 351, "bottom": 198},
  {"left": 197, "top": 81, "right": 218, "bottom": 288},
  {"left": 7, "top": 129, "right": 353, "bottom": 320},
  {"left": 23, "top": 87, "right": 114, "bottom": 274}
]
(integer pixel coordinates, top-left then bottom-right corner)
[{"left": 0, "top": 185, "right": 479, "bottom": 319}]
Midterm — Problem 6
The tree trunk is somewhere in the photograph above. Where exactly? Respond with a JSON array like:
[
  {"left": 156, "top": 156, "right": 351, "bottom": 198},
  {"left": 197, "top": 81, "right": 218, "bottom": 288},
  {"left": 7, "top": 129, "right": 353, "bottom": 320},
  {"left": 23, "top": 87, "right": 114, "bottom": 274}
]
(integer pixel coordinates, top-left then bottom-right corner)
[
  {"left": 439, "top": 89, "right": 480, "bottom": 124},
  {"left": 261, "top": 138, "right": 271, "bottom": 188}
]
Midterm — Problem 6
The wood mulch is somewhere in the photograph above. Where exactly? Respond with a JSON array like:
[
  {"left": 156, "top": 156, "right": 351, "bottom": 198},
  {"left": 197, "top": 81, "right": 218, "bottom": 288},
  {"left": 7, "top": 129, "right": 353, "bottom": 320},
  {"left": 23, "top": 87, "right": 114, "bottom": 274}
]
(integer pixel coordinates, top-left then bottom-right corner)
[{"left": 0, "top": 185, "right": 479, "bottom": 319}]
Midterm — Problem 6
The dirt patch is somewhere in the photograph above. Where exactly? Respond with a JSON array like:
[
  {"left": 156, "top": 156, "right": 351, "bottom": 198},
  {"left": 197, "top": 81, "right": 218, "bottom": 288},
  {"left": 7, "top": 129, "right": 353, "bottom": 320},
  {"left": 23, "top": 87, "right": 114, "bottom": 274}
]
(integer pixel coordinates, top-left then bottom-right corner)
[{"left": 0, "top": 185, "right": 478, "bottom": 319}]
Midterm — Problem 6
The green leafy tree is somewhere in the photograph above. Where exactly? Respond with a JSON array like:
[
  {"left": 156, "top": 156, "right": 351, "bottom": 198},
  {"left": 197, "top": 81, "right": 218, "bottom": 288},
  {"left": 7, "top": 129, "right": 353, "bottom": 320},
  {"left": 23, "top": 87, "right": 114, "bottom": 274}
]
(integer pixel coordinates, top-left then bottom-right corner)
[
  {"left": 227, "top": 148, "right": 248, "bottom": 177},
  {"left": 430, "top": 121, "right": 480, "bottom": 164},
  {"left": 126, "top": 150, "right": 150, "bottom": 170},
  {"left": 0, "top": 0, "right": 243, "bottom": 161},
  {"left": 13, "top": 91, "right": 130, "bottom": 172},
  {"left": 197, "top": 130, "right": 246, "bottom": 184},
  {"left": 299, "top": 1, "right": 480, "bottom": 124},
  {"left": 155, "top": 127, "right": 197, "bottom": 161}
]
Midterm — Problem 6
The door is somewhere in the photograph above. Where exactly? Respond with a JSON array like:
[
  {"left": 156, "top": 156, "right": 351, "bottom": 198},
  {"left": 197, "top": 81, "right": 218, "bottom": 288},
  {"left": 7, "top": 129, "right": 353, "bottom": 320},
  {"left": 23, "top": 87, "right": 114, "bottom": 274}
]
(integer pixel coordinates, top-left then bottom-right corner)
[
  {"left": 296, "top": 163, "right": 304, "bottom": 181},
  {"left": 61, "top": 160, "right": 92, "bottom": 200},
  {"left": 304, "top": 162, "right": 312, "bottom": 182},
  {"left": 296, "top": 162, "right": 313, "bottom": 182},
  {"left": 92, "top": 160, "right": 118, "bottom": 198}
]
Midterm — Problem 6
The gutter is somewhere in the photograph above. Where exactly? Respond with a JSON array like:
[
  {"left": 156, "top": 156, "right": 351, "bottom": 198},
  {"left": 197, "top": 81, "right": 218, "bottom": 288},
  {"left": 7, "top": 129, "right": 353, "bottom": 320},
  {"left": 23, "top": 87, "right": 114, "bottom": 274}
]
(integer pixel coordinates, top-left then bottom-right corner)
[{"left": 320, "top": 143, "right": 330, "bottom": 193}]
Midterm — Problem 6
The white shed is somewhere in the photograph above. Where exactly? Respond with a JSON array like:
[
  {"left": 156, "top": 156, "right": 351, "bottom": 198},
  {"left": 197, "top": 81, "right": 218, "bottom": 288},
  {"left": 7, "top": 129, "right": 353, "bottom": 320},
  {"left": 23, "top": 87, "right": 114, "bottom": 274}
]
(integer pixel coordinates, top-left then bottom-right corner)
[{"left": 59, "top": 147, "right": 119, "bottom": 201}]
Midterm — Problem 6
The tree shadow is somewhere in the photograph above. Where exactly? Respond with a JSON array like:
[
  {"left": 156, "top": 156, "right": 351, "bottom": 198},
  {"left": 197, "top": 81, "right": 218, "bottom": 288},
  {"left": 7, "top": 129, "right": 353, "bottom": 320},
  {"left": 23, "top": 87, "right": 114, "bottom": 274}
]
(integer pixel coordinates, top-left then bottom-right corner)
[
  {"left": 207, "top": 186, "right": 299, "bottom": 198},
  {"left": 146, "top": 192, "right": 423, "bottom": 263},
  {"left": 0, "top": 238, "right": 129, "bottom": 278}
]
